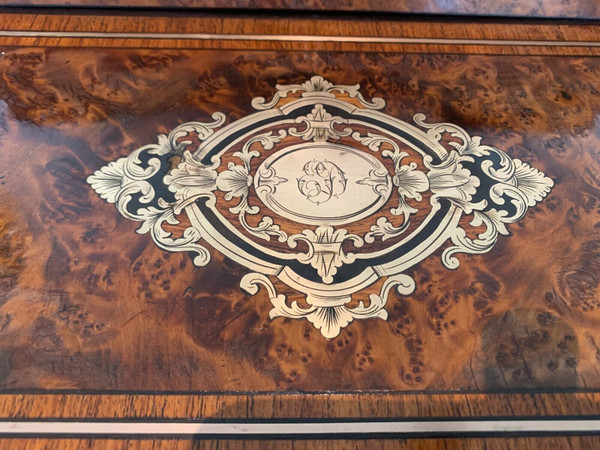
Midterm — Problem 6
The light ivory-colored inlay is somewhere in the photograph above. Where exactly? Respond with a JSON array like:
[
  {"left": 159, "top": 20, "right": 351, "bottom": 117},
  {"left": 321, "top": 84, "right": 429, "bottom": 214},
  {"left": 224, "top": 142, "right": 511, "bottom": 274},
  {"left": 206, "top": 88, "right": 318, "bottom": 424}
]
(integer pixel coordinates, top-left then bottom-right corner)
[
  {"left": 0, "top": 419, "right": 599, "bottom": 435},
  {"left": 1, "top": 30, "right": 600, "bottom": 47},
  {"left": 87, "top": 76, "right": 553, "bottom": 339},
  {"left": 255, "top": 142, "right": 392, "bottom": 226}
]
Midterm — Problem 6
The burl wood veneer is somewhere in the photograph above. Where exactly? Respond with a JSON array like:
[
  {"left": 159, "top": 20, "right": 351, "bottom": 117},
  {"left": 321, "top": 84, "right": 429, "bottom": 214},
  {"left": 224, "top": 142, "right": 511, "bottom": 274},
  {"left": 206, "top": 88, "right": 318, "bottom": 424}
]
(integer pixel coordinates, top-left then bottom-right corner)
[
  {"left": 0, "top": 17, "right": 597, "bottom": 449},
  {"left": 0, "top": 47, "right": 598, "bottom": 393}
]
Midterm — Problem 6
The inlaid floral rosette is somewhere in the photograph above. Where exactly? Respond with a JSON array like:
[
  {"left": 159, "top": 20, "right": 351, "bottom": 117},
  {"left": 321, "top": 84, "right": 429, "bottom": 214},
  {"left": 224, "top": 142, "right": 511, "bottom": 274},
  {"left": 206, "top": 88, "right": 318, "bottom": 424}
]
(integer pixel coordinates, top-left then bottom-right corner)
[{"left": 88, "top": 76, "right": 554, "bottom": 338}]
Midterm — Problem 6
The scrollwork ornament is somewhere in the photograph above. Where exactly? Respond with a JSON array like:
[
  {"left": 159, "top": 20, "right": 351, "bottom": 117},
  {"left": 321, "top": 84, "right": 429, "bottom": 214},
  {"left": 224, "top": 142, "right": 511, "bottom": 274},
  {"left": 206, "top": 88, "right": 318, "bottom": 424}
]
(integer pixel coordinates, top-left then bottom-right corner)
[
  {"left": 289, "top": 104, "right": 352, "bottom": 142},
  {"left": 241, "top": 273, "right": 415, "bottom": 339},
  {"left": 215, "top": 130, "right": 288, "bottom": 242},
  {"left": 87, "top": 118, "right": 224, "bottom": 267},
  {"left": 412, "top": 114, "right": 553, "bottom": 269},
  {"left": 251, "top": 75, "right": 386, "bottom": 111},
  {"left": 88, "top": 76, "right": 554, "bottom": 339},
  {"left": 287, "top": 226, "right": 364, "bottom": 284}
]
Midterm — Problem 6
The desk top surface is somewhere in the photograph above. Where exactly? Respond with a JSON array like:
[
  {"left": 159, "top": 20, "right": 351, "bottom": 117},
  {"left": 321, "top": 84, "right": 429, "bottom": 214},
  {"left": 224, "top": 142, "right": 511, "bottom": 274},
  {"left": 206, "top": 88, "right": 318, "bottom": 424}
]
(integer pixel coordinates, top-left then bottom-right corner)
[{"left": 0, "top": 10, "right": 599, "bottom": 446}]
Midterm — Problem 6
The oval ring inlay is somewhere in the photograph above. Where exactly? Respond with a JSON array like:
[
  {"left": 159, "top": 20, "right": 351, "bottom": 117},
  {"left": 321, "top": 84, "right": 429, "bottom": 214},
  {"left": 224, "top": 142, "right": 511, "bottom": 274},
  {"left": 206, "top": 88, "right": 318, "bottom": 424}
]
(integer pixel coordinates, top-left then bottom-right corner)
[{"left": 254, "top": 142, "right": 392, "bottom": 226}]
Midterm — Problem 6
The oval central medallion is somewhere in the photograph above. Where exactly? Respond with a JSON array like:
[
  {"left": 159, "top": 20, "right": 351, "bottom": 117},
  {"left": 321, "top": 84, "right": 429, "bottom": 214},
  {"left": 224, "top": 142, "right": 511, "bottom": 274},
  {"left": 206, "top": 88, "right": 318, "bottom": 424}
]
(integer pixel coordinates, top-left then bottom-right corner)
[
  {"left": 254, "top": 142, "right": 392, "bottom": 226},
  {"left": 88, "top": 76, "right": 554, "bottom": 338}
]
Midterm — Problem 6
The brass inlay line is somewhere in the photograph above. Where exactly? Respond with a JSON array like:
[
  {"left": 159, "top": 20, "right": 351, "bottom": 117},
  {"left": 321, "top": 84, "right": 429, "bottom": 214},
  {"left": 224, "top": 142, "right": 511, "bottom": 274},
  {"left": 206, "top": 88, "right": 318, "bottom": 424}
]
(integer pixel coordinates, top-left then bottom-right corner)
[
  {"left": 0, "top": 419, "right": 599, "bottom": 435},
  {"left": 1, "top": 30, "right": 600, "bottom": 46}
]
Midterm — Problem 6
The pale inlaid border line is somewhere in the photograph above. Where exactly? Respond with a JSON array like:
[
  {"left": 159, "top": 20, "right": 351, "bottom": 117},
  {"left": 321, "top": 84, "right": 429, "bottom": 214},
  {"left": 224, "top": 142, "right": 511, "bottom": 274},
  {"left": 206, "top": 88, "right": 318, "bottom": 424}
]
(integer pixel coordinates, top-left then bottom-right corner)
[
  {"left": 0, "top": 420, "right": 599, "bottom": 436},
  {"left": 0, "top": 29, "right": 595, "bottom": 439},
  {"left": 1, "top": 30, "right": 600, "bottom": 47}
]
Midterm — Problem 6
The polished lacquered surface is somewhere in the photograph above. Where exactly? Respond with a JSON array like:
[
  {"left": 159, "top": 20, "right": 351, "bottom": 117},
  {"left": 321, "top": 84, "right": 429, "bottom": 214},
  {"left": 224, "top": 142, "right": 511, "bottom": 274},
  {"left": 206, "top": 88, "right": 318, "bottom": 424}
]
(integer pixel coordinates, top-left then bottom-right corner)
[
  {"left": 0, "top": 12, "right": 599, "bottom": 449},
  {"left": 0, "top": 46, "right": 598, "bottom": 392},
  {"left": 2, "top": 0, "right": 600, "bottom": 19}
]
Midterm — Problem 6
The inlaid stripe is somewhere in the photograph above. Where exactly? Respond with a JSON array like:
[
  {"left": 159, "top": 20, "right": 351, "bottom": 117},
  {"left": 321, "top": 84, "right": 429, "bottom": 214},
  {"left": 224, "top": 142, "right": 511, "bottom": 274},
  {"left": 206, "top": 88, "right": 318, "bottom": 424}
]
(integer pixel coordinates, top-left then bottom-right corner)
[
  {"left": 0, "top": 419, "right": 599, "bottom": 436},
  {"left": 1, "top": 30, "right": 600, "bottom": 46}
]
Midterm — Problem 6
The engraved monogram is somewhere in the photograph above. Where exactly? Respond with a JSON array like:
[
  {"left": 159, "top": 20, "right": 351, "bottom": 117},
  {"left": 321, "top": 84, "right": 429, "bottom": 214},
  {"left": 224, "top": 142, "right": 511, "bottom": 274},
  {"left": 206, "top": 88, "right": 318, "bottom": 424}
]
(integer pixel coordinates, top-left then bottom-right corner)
[
  {"left": 88, "top": 76, "right": 554, "bottom": 338},
  {"left": 297, "top": 159, "right": 347, "bottom": 205}
]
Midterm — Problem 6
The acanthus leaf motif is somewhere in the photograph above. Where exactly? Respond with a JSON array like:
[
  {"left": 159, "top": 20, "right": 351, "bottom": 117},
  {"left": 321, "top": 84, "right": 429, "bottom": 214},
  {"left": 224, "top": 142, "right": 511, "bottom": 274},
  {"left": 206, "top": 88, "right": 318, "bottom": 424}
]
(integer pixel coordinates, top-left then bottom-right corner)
[
  {"left": 425, "top": 151, "right": 482, "bottom": 213},
  {"left": 87, "top": 118, "right": 224, "bottom": 268},
  {"left": 241, "top": 273, "right": 415, "bottom": 339},
  {"left": 364, "top": 217, "right": 411, "bottom": 244},
  {"left": 287, "top": 226, "right": 364, "bottom": 284},
  {"left": 251, "top": 75, "right": 386, "bottom": 111},
  {"left": 413, "top": 114, "right": 554, "bottom": 269},
  {"left": 215, "top": 130, "right": 288, "bottom": 242},
  {"left": 289, "top": 104, "right": 352, "bottom": 142},
  {"left": 164, "top": 150, "right": 218, "bottom": 201},
  {"left": 216, "top": 162, "right": 254, "bottom": 213},
  {"left": 87, "top": 77, "right": 554, "bottom": 338},
  {"left": 387, "top": 151, "right": 430, "bottom": 221}
]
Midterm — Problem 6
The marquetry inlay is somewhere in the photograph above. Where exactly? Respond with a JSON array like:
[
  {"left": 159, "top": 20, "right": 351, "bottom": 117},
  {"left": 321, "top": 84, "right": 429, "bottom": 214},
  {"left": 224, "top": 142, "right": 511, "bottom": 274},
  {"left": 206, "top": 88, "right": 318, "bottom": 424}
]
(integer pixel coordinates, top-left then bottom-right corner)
[{"left": 88, "top": 76, "right": 553, "bottom": 338}]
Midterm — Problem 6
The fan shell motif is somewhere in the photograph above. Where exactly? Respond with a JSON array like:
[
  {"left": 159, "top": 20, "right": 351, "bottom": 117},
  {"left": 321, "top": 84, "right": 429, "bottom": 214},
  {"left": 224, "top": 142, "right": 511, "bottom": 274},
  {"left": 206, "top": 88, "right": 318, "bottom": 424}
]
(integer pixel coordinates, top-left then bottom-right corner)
[{"left": 88, "top": 76, "right": 554, "bottom": 338}]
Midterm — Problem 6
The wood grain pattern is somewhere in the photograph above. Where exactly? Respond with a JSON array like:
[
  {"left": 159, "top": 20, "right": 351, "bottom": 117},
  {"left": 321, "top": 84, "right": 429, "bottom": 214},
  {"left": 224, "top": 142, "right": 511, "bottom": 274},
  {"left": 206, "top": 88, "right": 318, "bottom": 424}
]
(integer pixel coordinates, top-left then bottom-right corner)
[
  {"left": 2, "top": 0, "right": 600, "bottom": 20},
  {"left": 1, "top": 392, "right": 599, "bottom": 419},
  {"left": 1, "top": 437, "right": 600, "bottom": 450},
  {"left": 0, "top": 13, "right": 600, "bottom": 436},
  {"left": 4, "top": 12, "right": 600, "bottom": 42},
  {"left": 1, "top": 46, "right": 600, "bottom": 393},
  {"left": 3, "top": 12, "right": 600, "bottom": 56}
]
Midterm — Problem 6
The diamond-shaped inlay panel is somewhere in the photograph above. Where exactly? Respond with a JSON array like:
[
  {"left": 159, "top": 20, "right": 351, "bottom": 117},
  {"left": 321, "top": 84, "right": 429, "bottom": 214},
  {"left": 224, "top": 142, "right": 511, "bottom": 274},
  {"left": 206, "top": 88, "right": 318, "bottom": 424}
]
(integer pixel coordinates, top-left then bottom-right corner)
[{"left": 88, "top": 76, "right": 553, "bottom": 338}]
